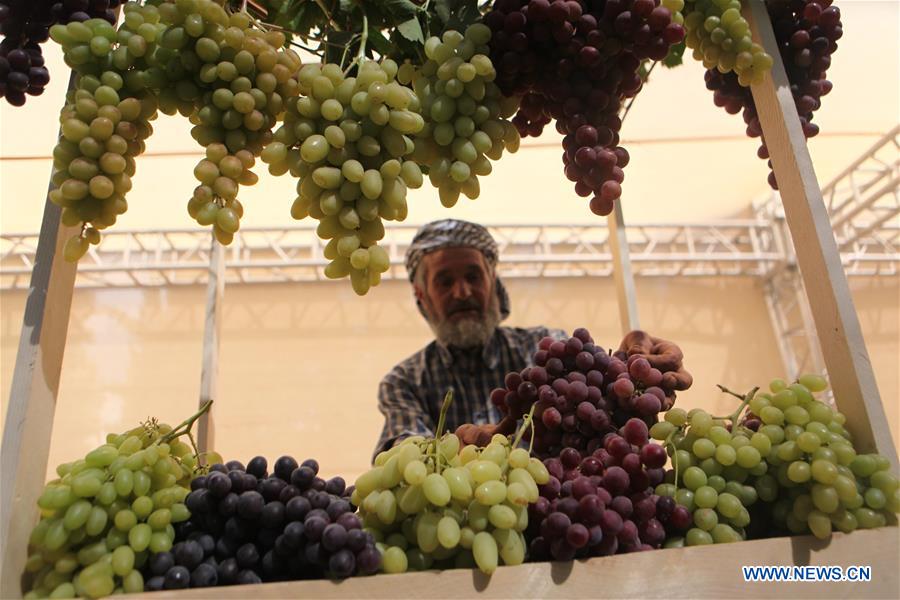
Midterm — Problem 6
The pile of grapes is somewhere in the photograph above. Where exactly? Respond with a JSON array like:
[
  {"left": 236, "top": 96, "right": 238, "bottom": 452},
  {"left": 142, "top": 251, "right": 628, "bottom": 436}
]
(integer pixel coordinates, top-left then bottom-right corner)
[
  {"left": 486, "top": 327, "right": 695, "bottom": 559},
  {"left": 490, "top": 327, "right": 685, "bottom": 458},
  {"left": 483, "top": 0, "right": 688, "bottom": 216},
  {"left": 353, "top": 396, "right": 550, "bottom": 575},
  {"left": 652, "top": 376, "right": 899, "bottom": 545},
  {"left": 143, "top": 455, "right": 381, "bottom": 591},
  {"left": 703, "top": 0, "right": 841, "bottom": 189},
  {"left": 0, "top": 0, "right": 121, "bottom": 106},
  {"left": 261, "top": 58, "right": 421, "bottom": 295},
  {"left": 22, "top": 403, "right": 217, "bottom": 599},
  {"left": 404, "top": 23, "right": 521, "bottom": 208}
]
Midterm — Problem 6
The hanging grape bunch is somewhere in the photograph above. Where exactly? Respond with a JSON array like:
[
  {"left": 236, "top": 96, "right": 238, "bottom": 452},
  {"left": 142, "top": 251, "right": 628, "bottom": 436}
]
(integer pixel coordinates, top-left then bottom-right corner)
[
  {"left": 261, "top": 59, "right": 425, "bottom": 296},
  {"left": 0, "top": 1, "right": 121, "bottom": 106},
  {"left": 47, "top": 3, "right": 165, "bottom": 260},
  {"left": 703, "top": 0, "right": 841, "bottom": 189},
  {"left": 482, "top": 0, "right": 687, "bottom": 216},
  {"left": 402, "top": 23, "right": 521, "bottom": 209},
  {"left": 147, "top": 0, "right": 302, "bottom": 245},
  {"left": 22, "top": 402, "right": 218, "bottom": 599},
  {"left": 682, "top": 0, "right": 773, "bottom": 85}
]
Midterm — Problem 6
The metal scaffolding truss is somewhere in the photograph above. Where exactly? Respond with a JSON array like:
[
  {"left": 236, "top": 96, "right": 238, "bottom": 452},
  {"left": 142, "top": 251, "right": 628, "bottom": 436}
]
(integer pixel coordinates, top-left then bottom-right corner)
[
  {"left": 1, "top": 220, "right": 789, "bottom": 290},
  {"left": 1, "top": 130, "right": 897, "bottom": 383},
  {"left": 753, "top": 126, "right": 899, "bottom": 379}
]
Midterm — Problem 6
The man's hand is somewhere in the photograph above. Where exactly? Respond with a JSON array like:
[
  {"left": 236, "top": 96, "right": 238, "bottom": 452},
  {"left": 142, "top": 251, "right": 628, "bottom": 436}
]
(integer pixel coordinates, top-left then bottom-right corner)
[
  {"left": 618, "top": 330, "right": 693, "bottom": 393},
  {"left": 455, "top": 415, "right": 517, "bottom": 447}
]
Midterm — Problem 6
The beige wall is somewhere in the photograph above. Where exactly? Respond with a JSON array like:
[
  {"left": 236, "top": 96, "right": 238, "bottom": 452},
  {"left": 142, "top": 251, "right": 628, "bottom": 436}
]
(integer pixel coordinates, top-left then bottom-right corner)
[{"left": 2, "top": 275, "right": 896, "bottom": 483}]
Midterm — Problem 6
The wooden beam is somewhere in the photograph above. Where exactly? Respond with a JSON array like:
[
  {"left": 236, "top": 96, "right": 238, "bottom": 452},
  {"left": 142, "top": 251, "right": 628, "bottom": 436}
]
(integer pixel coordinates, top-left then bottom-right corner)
[
  {"left": 746, "top": 0, "right": 898, "bottom": 469},
  {"left": 0, "top": 76, "right": 80, "bottom": 596},
  {"left": 130, "top": 528, "right": 899, "bottom": 599},
  {"left": 196, "top": 234, "right": 224, "bottom": 456},
  {"left": 608, "top": 201, "right": 640, "bottom": 335}
]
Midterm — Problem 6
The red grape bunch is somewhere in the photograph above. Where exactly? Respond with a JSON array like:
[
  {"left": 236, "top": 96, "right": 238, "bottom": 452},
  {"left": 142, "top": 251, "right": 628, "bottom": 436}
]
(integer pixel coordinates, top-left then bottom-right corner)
[
  {"left": 483, "top": 0, "right": 685, "bottom": 216},
  {"left": 703, "top": 0, "right": 842, "bottom": 189},
  {"left": 490, "top": 328, "right": 685, "bottom": 459},
  {"left": 526, "top": 418, "right": 691, "bottom": 560}
]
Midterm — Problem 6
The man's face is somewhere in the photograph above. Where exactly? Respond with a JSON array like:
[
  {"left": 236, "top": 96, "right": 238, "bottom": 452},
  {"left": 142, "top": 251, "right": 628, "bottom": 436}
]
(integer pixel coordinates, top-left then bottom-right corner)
[{"left": 415, "top": 247, "right": 500, "bottom": 348}]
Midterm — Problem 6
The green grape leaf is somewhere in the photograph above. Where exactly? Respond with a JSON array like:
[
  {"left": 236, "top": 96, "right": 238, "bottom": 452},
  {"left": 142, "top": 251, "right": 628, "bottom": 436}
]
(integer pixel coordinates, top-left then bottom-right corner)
[
  {"left": 663, "top": 41, "right": 686, "bottom": 68},
  {"left": 339, "top": 0, "right": 355, "bottom": 13},
  {"left": 397, "top": 17, "right": 425, "bottom": 43},
  {"left": 443, "top": 0, "right": 481, "bottom": 31},
  {"left": 367, "top": 29, "right": 394, "bottom": 57},
  {"left": 434, "top": 0, "right": 454, "bottom": 23},
  {"left": 377, "top": 0, "right": 421, "bottom": 21}
]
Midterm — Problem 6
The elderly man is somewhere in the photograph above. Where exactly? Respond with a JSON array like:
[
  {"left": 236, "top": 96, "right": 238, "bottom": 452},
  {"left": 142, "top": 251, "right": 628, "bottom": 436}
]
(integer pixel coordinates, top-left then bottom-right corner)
[{"left": 374, "top": 219, "right": 690, "bottom": 458}]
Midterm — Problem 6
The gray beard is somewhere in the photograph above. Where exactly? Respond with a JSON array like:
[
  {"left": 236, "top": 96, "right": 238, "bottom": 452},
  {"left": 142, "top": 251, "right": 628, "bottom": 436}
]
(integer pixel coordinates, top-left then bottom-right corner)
[{"left": 426, "top": 292, "right": 502, "bottom": 349}]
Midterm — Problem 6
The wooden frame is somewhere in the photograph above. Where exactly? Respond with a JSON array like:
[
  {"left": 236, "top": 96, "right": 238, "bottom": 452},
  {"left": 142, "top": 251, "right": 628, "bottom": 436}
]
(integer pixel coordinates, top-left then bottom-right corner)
[{"left": 0, "top": 1, "right": 897, "bottom": 598}]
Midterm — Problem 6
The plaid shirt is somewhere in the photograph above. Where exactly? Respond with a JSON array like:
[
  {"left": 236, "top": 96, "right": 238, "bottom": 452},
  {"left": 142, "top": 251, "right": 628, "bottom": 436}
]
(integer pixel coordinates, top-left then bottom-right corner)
[{"left": 374, "top": 325, "right": 567, "bottom": 460}]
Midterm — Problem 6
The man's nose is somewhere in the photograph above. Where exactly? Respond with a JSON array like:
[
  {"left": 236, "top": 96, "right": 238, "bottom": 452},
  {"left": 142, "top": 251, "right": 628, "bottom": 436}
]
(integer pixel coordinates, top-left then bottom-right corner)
[{"left": 451, "top": 278, "right": 472, "bottom": 299}]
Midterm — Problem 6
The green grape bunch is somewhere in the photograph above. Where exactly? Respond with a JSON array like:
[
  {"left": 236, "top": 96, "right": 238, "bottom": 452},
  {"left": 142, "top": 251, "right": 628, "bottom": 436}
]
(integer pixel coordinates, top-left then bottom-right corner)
[
  {"left": 683, "top": 0, "right": 773, "bottom": 85},
  {"left": 353, "top": 396, "right": 549, "bottom": 575},
  {"left": 651, "top": 374, "right": 899, "bottom": 547},
  {"left": 261, "top": 59, "right": 425, "bottom": 295},
  {"left": 401, "top": 23, "right": 521, "bottom": 209},
  {"left": 148, "top": 0, "right": 302, "bottom": 244},
  {"left": 48, "top": 10, "right": 162, "bottom": 262},
  {"left": 22, "top": 402, "right": 220, "bottom": 599}
]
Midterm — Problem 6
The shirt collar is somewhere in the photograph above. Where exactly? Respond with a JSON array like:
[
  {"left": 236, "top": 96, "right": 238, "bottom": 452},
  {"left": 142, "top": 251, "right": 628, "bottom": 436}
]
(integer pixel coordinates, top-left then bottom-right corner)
[{"left": 434, "top": 328, "right": 502, "bottom": 369}]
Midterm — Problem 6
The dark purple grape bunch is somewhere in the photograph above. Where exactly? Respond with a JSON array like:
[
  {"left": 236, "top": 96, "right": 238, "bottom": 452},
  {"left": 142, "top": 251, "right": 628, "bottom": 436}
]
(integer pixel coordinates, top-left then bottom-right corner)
[
  {"left": 490, "top": 327, "right": 679, "bottom": 458},
  {"left": 54, "top": 0, "right": 121, "bottom": 26},
  {"left": 0, "top": 1, "right": 55, "bottom": 106},
  {"left": 483, "top": 0, "right": 685, "bottom": 216},
  {"left": 525, "top": 419, "right": 690, "bottom": 560},
  {"left": 144, "top": 456, "right": 380, "bottom": 591},
  {"left": 705, "top": 0, "right": 841, "bottom": 190},
  {"left": 0, "top": 1, "right": 121, "bottom": 106}
]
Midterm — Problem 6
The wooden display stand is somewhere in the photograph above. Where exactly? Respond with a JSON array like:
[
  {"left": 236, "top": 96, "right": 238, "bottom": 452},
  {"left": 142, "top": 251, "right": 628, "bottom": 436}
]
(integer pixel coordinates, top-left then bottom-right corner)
[{"left": 1, "top": 1, "right": 897, "bottom": 598}]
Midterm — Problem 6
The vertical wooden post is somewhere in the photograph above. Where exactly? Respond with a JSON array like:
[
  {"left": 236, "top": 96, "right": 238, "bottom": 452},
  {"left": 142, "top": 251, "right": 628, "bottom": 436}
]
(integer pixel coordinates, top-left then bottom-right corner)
[
  {"left": 197, "top": 234, "right": 224, "bottom": 455},
  {"left": 0, "top": 82, "right": 80, "bottom": 594},
  {"left": 608, "top": 202, "right": 640, "bottom": 335},
  {"left": 746, "top": 0, "right": 898, "bottom": 468}
]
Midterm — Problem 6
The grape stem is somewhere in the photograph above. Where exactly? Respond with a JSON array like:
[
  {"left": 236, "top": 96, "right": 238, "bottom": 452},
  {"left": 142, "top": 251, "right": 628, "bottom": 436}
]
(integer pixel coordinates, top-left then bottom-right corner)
[
  {"left": 714, "top": 385, "right": 759, "bottom": 424},
  {"left": 432, "top": 389, "right": 453, "bottom": 474},
  {"left": 159, "top": 400, "right": 213, "bottom": 445},
  {"left": 512, "top": 405, "right": 536, "bottom": 450},
  {"left": 621, "top": 61, "right": 658, "bottom": 125},
  {"left": 343, "top": 12, "right": 368, "bottom": 75},
  {"left": 314, "top": 0, "right": 343, "bottom": 32}
]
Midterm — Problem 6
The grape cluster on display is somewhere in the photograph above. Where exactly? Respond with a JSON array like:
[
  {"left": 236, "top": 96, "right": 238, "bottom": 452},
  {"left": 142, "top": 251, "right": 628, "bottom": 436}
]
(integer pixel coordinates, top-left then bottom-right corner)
[
  {"left": 483, "top": 0, "right": 686, "bottom": 216},
  {"left": 143, "top": 455, "right": 381, "bottom": 591},
  {"left": 491, "top": 328, "right": 685, "bottom": 458},
  {"left": 703, "top": 0, "right": 841, "bottom": 189},
  {"left": 651, "top": 374, "right": 899, "bottom": 546},
  {"left": 23, "top": 410, "right": 216, "bottom": 600},
  {"left": 354, "top": 403, "right": 549, "bottom": 575},
  {"left": 527, "top": 419, "right": 690, "bottom": 559},
  {"left": 262, "top": 58, "right": 422, "bottom": 295},
  {"left": 404, "top": 23, "right": 521, "bottom": 208}
]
